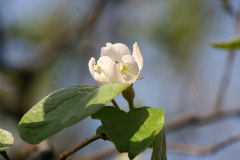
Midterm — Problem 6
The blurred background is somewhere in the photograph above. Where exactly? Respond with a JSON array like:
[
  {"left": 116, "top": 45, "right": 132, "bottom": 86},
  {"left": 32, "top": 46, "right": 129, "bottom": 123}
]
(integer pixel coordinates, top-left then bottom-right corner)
[{"left": 1, "top": 0, "right": 240, "bottom": 159}]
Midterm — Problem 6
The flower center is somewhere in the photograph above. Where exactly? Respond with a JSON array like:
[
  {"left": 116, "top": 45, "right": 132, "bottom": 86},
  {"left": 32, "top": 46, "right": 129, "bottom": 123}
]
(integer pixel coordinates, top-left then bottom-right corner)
[
  {"left": 94, "top": 64, "right": 102, "bottom": 73},
  {"left": 117, "top": 63, "right": 125, "bottom": 73}
]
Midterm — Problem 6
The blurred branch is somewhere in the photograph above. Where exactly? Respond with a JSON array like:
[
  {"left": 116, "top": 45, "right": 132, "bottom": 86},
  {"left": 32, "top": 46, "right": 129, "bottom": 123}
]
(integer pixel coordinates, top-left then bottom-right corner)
[
  {"left": 220, "top": 0, "right": 233, "bottom": 16},
  {"left": 165, "top": 107, "right": 240, "bottom": 132},
  {"left": 0, "top": 0, "right": 109, "bottom": 120},
  {"left": 214, "top": 3, "right": 240, "bottom": 111},
  {"left": 168, "top": 132, "right": 240, "bottom": 155},
  {"left": 25, "top": 0, "right": 107, "bottom": 72},
  {"left": 10, "top": 140, "right": 54, "bottom": 160},
  {"left": 26, "top": 140, "right": 55, "bottom": 160},
  {"left": 0, "top": 0, "right": 109, "bottom": 73},
  {"left": 70, "top": 0, "right": 108, "bottom": 40},
  {"left": 214, "top": 49, "right": 235, "bottom": 112}
]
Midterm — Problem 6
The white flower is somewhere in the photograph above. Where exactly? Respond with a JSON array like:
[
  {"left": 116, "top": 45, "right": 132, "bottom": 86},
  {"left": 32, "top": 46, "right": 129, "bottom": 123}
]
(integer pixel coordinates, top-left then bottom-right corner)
[{"left": 89, "top": 42, "right": 143, "bottom": 86}]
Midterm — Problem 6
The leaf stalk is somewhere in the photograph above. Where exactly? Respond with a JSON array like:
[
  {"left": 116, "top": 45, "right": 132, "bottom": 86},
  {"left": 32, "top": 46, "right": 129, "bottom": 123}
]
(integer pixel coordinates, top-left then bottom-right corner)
[
  {"left": 122, "top": 85, "right": 135, "bottom": 111},
  {"left": 111, "top": 99, "right": 120, "bottom": 110}
]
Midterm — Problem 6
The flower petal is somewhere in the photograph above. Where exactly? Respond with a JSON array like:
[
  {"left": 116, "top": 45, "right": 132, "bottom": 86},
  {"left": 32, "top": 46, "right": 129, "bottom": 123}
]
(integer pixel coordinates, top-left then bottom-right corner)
[
  {"left": 132, "top": 42, "right": 143, "bottom": 72},
  {"left": 120, "top": 55, "right": 139, "bottom": 84},
  {"left": 88, "top": 57, "right": 96, "bottom": 78},
  {"left": 93, "top": 56, "right": 124, "bottom": 86},
  {"left": 106, "top": 42, "right": 112, "bottom": 47},
  {"left": 101, "top": 43, "right": 131, "bottom": 63}
]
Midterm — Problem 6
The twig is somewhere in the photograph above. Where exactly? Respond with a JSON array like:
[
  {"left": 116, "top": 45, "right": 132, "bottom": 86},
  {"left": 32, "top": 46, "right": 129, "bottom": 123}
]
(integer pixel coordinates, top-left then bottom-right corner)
[
  {"left": 167, "top": 133, "right": 240, "bottom": 155},
  {"left": 111, "top": 99, "right": 120, "bottom": 110},
  {"left": 165, "top": 107, "right": 240, "bottom": 132},
  {"left": 0, "top": 151, "right": 11, "bottom": 160},
  {"left": 59, "top": 135, "right": 101, "bottom": 160},
  {"left": 72, "top": 132, "right": 240, "bottom": 159}
]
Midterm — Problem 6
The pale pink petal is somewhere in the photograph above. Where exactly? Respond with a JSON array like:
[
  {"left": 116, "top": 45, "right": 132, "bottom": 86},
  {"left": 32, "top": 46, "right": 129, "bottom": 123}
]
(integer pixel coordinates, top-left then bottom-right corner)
[
  {"left": 132, "top": 42, "right": 143, "bottom": 72},
  {"left": 88, "top": 57, "right": 95, "bottom": 78},
  {"left": 120, "top": 55, "right": 139, "bottom": 84},
  {"left": 101, "top": 43, "right": 131, "bottom": 63},
  {"left": 93, "top": 56, "right": 124, "bottom": 86}
]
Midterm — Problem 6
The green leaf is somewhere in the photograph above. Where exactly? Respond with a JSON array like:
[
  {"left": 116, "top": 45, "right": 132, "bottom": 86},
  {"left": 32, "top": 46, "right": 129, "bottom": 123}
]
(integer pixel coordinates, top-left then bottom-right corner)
[
  {"left": 151, "top": 128, "right": 167, "bottom": 160},
  {"left": 210, "top": 37, "right": 240, "bottom": 50},
  {"left": 92, "top": 106, "right": 165, "bottom": 159},
  {"left": 92, "top": 107, "right": 129, "bottom": 152},
  {"left": 19, "top": 83, "right": 129, "bottom": 144},
  {"left": 0, "top": 129, "right": 14, "bottom": 151},
  {"left": 96, "top": 125, "right": 104, "bottom": 136}
]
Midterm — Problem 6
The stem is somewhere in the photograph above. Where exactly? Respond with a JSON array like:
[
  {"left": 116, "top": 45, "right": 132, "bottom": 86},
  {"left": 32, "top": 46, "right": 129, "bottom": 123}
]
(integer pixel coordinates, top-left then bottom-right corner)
[
  {"left": 137, "top": 76, "right": 143, "bottom": 80},
  {"left": 214, "top": 50, "right": 235, "bottom": 112},
  {"left": 122, "top": 85, "right": 135, "bottom": 111},
  {"left": 0, "top": 151, "right": 11, "bottom": 160},
  {"left": 111, "top": 99, "right": 120, "bottom": 110},
  {"left": 59, "top": 135, "right": 101, "bottom": 160},
  {"left": 128, "top": 99, "right": 134, "bottom": 111}
]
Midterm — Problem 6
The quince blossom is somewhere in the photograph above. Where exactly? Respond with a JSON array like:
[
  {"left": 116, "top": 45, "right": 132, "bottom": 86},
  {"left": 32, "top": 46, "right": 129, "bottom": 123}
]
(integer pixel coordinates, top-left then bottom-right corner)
[{"left": 88, "top": 42, "right": 143, "bottom": 86}]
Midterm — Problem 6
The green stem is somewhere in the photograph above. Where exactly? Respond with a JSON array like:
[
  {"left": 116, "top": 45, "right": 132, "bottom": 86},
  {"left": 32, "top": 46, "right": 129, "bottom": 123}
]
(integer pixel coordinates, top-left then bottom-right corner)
[
  {"left": 122, "top": 85, "right": 135, "bottom": 111},
  {"left": 0, "top": 151, "right": 11, "bottom": 160},
  {"left": 128, "top": 99, "right": 134, "bottom": 111},
  {"left": 111, "top": 99, "right": 120, "bottom": 110}
]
